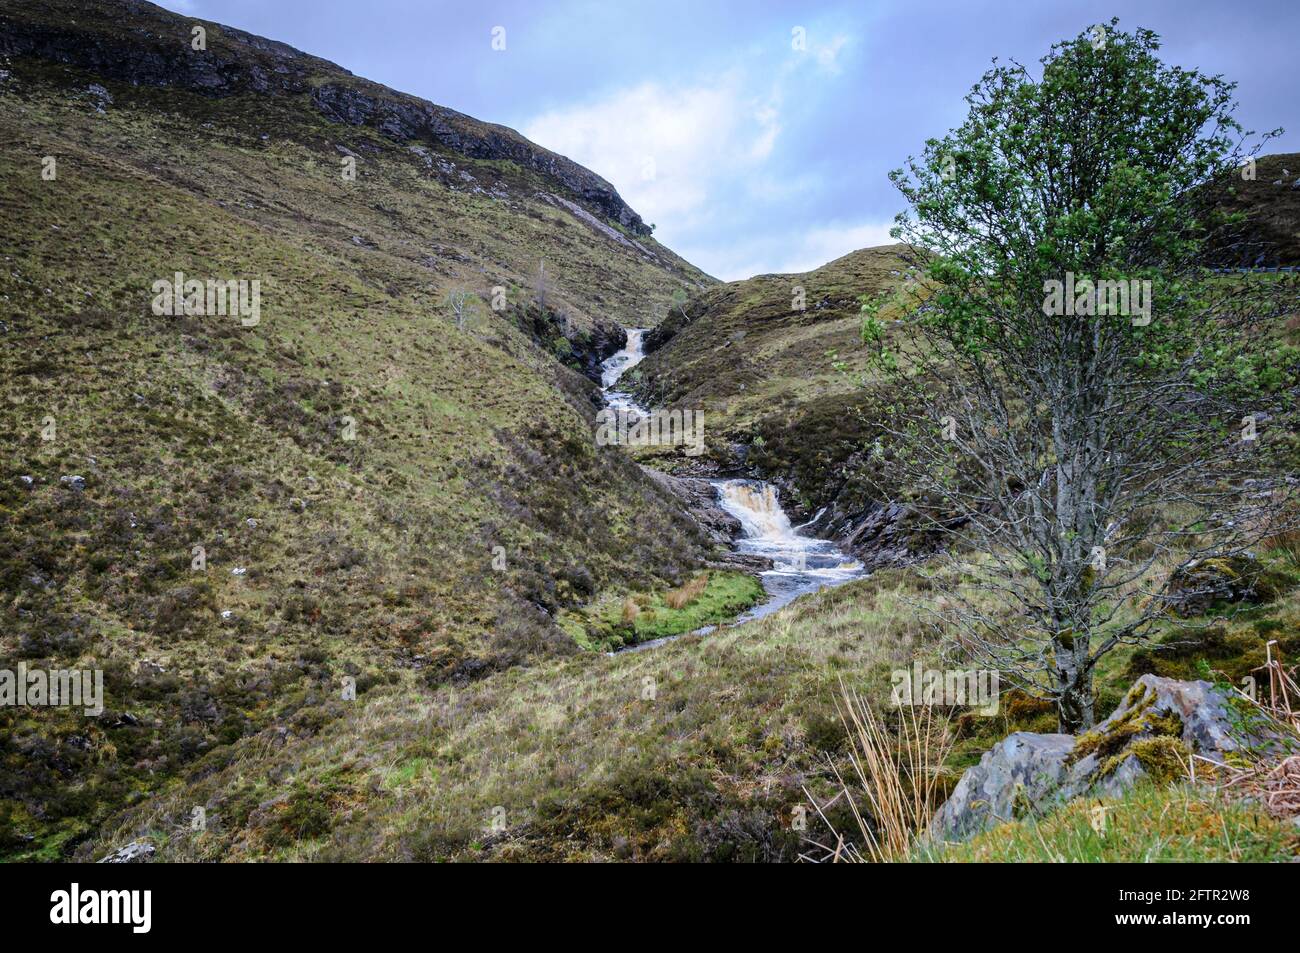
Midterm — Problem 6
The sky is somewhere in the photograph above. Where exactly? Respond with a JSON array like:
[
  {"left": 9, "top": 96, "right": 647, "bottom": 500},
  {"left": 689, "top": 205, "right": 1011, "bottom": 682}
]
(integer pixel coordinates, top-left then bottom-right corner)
[{"left": 159, "top": 0, "right": 1299, "bottom": 281}]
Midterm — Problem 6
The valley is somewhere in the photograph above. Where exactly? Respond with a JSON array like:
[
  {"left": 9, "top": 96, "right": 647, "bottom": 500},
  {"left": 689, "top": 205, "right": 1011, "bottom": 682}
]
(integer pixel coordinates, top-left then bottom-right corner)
[{"left": 2, "top": 1, "right": 1299, "bottom": 867}]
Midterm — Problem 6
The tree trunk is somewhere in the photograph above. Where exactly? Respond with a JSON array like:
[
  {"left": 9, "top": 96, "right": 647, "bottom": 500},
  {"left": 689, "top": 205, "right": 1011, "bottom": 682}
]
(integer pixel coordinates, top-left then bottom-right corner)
[{"left": 1055, "top": 663, "right": 1095, "bottom": 733}]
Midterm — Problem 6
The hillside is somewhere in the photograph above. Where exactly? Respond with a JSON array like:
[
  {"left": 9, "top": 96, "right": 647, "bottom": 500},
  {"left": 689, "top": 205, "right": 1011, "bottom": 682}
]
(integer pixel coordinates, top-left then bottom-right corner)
[
  {"left": 628, "top": 162, "right": 1300, "bottom": 561},
  {"left": 1205, "top": 152, "right": 1300, "bottom": 267},
  {"left": 0, "top": 0, "right": 720, "bottom": 859},
  {"left": 624, "top": 245, "right": 930, "bottom": 565}
]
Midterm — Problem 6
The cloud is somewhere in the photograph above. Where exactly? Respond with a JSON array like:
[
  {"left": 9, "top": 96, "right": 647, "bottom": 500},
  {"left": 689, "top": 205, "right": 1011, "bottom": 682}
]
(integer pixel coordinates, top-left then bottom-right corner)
[
  {"left": 687, "top": 219, "right": 899, "bottom": 282},
  {"left": 773, "top": 220, "right": 899, "bottom": 273},
  {"left": 523, "top": 75, "right": 781, "bottom": 231},
  {"left": 810, "top": 33, "right": 853, "bottom": 75},
  {"left": 520, "top": 28, "right": 862, "bottom": 280}
]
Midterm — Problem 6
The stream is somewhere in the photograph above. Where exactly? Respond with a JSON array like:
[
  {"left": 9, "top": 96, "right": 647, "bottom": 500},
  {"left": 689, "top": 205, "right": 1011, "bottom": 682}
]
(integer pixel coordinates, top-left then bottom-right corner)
[{"left": 598, "top": 327, "right": 866, "bottom": 646}]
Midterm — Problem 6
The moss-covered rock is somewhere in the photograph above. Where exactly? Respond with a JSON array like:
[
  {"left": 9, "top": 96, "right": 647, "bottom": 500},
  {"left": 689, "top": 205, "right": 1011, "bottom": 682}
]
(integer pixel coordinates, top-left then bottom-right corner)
[{"left": 1163, "top": 554, "right": 1290, "bottom": 617}]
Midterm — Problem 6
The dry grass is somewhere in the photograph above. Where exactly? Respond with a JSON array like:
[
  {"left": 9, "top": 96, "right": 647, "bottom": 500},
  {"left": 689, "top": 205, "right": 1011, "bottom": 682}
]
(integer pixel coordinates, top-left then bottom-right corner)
[
  {"left": 801, "top": 679, "right": 953, "bottom": 863},
  {"left": 664, "top": 574, "right": 709, "bottom": 610},
  {"left": 1208, "top": 641, "right": 1300, "bottom": 819}
]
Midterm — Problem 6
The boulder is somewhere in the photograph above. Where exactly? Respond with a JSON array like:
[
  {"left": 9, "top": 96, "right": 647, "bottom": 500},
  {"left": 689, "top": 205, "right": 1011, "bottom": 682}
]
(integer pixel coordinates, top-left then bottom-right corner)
[
  {"left": 930, "top": 675, "right": 1251, "bottom": 842},
  {"left": 98, "top": 840, "right": 155, "bottom": 863},
  {"left": 1162, "top": 554, "right": 1284, "bottom": 617}
]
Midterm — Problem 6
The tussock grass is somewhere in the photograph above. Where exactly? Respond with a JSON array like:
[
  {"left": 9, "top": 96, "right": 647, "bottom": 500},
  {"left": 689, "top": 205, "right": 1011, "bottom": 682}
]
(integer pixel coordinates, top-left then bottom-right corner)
[
  {"left": 664, "top": 573, "right": 709, "bottom": 609},
  {"left": 85, "top": 570, "right": 943, "bottom": 860},
  {"left": 802, "top": 683, "right": 953, "bottom": 862}
]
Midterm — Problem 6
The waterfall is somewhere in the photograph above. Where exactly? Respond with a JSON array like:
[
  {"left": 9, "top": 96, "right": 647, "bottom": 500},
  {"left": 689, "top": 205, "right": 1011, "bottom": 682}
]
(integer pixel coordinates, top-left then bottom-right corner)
[
  {"left": 600, "top": 328, "right": 648, "bottom": 415},
  {"left": 597, "top": 343, "right": 867, "bottom": 645},
  {"left": 713, "top": 479, "right": 865, "bottom": 622},
  {"left": 716, "top": 481, "right": 796, "bottom": 541}
]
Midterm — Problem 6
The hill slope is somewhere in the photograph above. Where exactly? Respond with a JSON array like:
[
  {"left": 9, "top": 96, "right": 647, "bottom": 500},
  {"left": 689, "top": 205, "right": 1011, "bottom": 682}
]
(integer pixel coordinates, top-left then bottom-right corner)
[
  {"left": 625, "top": 245, "right": 924, "bottom": 563},
  {"left": 0, "top": 0, "right": 719, "bottom": 858}
]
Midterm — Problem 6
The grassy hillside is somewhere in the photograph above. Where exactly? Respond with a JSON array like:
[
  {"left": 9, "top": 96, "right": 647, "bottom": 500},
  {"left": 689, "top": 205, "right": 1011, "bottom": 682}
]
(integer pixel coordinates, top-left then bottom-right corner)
[
  {"left": 78, "top": 538, "right": 1300, "bottom": 861},
  {"left": 624, "top": 247, "right": 916, "bottom": 516},
  {"left": 0, "top": 0, "right": 722, "bottom": 859}
]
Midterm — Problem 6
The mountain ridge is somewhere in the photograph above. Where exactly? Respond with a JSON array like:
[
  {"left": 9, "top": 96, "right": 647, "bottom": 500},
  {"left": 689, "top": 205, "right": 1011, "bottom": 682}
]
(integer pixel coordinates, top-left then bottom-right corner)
[{"left": 0, "top": 0, "right": 659, "bottom": 243}]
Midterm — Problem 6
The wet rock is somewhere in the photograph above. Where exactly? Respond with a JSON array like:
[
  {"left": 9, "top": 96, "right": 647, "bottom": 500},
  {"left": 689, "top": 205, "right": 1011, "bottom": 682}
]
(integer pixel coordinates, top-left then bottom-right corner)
[{"left": 641, "top": 468, "right": 739, "bottom": 544}]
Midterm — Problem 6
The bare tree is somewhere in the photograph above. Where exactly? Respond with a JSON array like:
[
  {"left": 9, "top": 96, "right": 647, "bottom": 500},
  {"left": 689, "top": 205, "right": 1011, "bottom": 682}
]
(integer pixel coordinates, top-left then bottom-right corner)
[
  {"left": 865, "top": 22, "right": 1299, "bottom": 732},
  {"left": 444, "top": 286, "right": 475, "bottom": 330},
  {"left": 531, "top": 260, "right": 552, "bottom": 314}
]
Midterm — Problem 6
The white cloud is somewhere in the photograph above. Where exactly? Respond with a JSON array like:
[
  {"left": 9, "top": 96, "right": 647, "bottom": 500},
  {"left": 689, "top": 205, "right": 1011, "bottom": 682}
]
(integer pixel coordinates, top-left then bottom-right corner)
[
  {"left": 811, "top": 33, "right": 852, "bottom": 75},
  {"left": 688, "top": 220, "right": 899, "bottom": 282},
  {"left": 520, "top": 33, "right": 863, "bottom": 281},
  {"left": 773, "top": 220, "right": 899, "bottom": 274},
  {"left": 523, "top": 75, "right": 780, "bottom": 230}
]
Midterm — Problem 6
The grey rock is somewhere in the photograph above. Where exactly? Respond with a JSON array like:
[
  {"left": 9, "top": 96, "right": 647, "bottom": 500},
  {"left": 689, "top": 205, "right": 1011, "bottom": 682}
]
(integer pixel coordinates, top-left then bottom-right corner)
[
  {"left": 98, "top": 840, "right": 154, "bottom": 863},
  {"left": 85, "top": 82, "right": 112, "bottom": 112},
  {"left": 931, "top": 675, "right": 1250, "bottom": 842},
  {"left": 931, "top": 732, "right": 1076, "bottom": 841}
]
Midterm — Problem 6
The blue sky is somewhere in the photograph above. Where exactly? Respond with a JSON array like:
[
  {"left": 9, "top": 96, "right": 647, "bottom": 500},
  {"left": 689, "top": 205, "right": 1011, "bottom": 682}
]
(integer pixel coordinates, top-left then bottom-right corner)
[{"left": 161, "top": 1, "right": 1298, "bottom": 280}]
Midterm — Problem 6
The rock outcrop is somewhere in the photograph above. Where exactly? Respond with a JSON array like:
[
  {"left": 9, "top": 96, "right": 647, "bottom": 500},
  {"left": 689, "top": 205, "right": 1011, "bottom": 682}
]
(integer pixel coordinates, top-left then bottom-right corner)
[
  {"left": 931, "top": 675, "right": 1257, "bottom": 842},
  {"left": 640, "top": 467, "right": 772, "bottom": 573}
]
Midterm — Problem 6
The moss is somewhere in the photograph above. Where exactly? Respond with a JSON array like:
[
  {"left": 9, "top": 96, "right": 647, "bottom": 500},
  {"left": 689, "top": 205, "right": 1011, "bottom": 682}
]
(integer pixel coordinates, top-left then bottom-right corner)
[
  {"left": 1107, "top": 736, "right": 1191, "bottom": 784},
  {"left": 1069, "top": 681, "right": 1183, "bottom": 767},
  {"left": 1164, "top": 554, "right": 1293, "bottom": 617},
  {"left": 918, "top": 782, "right": 1300, "bottom": 863},
  {"left": 560, "top": 570, "right": 766, "bottom": 651}
]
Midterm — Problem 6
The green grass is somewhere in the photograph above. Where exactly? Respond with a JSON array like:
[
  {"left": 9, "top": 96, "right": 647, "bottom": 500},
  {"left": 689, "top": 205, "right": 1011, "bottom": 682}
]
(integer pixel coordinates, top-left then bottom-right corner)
[
  {"left": 82, "top": 569, "right": 936, "bottom": 861},
  {"left": 58, "top": 536, "right": 1300, "bottom": 862},
  {"left": 560, "top": 570, "right": 766, "bottom": 650}
]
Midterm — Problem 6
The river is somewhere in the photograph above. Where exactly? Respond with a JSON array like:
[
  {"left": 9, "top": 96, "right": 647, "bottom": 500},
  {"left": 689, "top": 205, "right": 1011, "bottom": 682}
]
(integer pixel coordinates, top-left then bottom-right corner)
[{"left": 598, "top": 327, "right": 865, "bottom": 643}]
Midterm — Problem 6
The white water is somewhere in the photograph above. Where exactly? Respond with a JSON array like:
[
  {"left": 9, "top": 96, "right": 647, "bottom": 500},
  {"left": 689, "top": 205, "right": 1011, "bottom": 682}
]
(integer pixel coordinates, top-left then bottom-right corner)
[
  {"left": 714, "top": 479, "right": 865, "bottom": 622},
  {"left": 600, "top": 328, "right": 648, "bottom": 415},
  {"left": 597, "top": 334, "right": 866, "bottom": 646}
]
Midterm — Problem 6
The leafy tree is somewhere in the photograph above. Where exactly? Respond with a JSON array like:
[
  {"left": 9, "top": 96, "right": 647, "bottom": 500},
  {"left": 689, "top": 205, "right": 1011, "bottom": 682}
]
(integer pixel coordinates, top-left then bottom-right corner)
[{"left": 869, "top": 21, "right": 1298, "bottom": 731}]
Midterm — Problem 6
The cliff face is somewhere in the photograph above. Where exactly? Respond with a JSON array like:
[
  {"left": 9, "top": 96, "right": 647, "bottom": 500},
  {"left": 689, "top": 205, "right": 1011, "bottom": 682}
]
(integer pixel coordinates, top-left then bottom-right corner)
[{"left": 0, "top": 0, "right": 649, "bottom": 236}]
